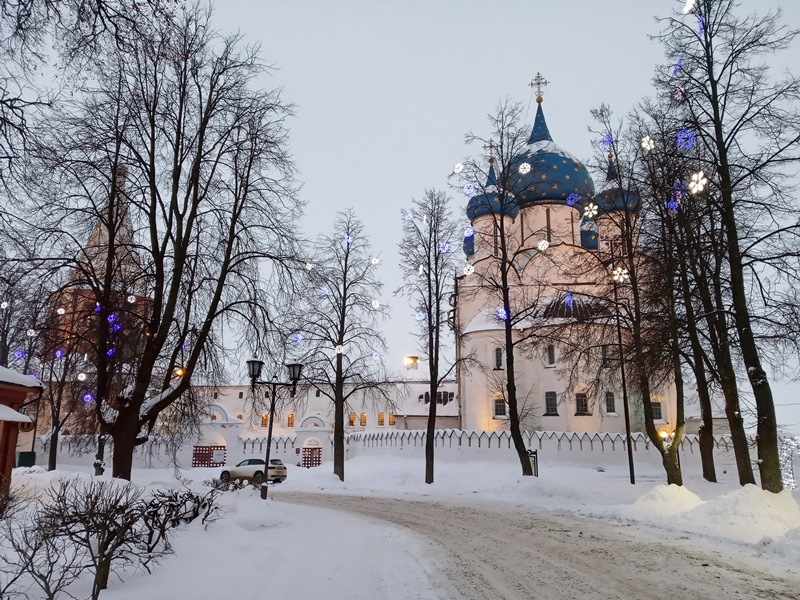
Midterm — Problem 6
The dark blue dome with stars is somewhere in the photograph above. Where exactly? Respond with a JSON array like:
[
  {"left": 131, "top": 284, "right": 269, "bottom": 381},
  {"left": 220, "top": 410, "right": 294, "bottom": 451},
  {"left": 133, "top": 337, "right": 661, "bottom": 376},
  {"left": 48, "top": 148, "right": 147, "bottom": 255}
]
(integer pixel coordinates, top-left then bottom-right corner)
[
  {"left": 505, "top": 100, "right": 595, "bottom": 208},
  {"left": 466, "top": 163, "right": 520, "bottom": 222},
  {"left": 594, "top": 154, "right": 640, "bottom": 214}
]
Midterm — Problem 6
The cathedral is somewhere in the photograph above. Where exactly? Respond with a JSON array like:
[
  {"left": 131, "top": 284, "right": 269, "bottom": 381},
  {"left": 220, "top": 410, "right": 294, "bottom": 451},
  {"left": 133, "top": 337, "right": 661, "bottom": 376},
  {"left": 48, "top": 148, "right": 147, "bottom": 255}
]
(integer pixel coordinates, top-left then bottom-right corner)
[{"left": 454, "top": 89, "right": 676, "bottom": 436}]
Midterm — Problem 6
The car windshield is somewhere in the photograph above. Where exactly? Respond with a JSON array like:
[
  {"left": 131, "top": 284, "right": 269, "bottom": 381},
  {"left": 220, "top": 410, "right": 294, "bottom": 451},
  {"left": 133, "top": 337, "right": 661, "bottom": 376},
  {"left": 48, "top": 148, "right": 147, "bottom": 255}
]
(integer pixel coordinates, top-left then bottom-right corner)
[
  {"left": 236, "top": 460, "right": 248, "bottom": 466},
  {"left": 269, "top": 459, "right": 283, "bottom": 465}
]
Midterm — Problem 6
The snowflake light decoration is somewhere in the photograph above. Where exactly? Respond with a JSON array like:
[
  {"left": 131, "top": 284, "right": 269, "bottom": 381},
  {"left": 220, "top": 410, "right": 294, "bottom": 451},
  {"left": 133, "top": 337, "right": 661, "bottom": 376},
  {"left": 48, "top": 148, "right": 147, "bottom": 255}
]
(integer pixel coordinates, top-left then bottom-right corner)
[
  {"left": 453, "top": 163, "right": 464, "bottom": 174},
  {"left": 518, "top": 162, "right": 532, "bottom": 175},
  {"left": 107, "top": 313, "right": 118, "bottom": 323},
  {"left": 438, "top": 242, "right": 451, "bottom": 254},
  {"left": 291, "top": 332, "right": 305, "bottom": 343},
  {"left": 94, "top": 303, "right": 102, "bottom": 313},
  {"left": 28, "top": 373, "right": 38, "bottom": 379},
  {"left": 673, "top": 179, "right": 688, "bottom": 202},
  {"left": 371, "top": 300, "right": 381, "bottom": 309},
  {"left": 335, "top": 345, "right": 344, "bottom": 354},
  {"left": 404, "top": 212, "right": 415, "bottom": 222},
  {"left": 0, "top": 301, "right": 7, "bottom": 309},
  {"left": 111, "top": 323, "right": 122, "bottom": 333},
  {"left": 667, "top": 198, "right": 681, "bottom": 212},
  {"left": 54, "top": 349, "right": 64, "bottom": 359},
  {"left": 565, "top": 292, "right": 574, "bottom": 309},
  {"left": 676, "top": 128, "right": 696, "bottom": 150},
  {"left": 612, "top": 266, "right": 630, "bottom": 283},
  {"left": 697, "top": 15, "right": 705, "bottom": 35},
  {"left": 371, "top": 257, "right": 380, "bottom": 265},
  {"left": 583, "top": 203, "right": 599, "bottom": 219},
  {"left": 127, "top": 295, "right": 136, "bottom": 303},
  {"left": 495, "top": 307, "right": 508, "bottom": 321},
  {"left": 462, "top": 183, "right": 476, "bottom": 197},
  {"left": 415, "top": 310, "right": 427, "bottom": 322},
  {"left": 320, "top": 286, "right": 331, "bottom": 297},
  {"left": 537, "top": 240, "right": 549, "bottom": 252},
  {"left": 566, "top": 193, "right": 579, "bottom": 207},
  {"left": 82, "top": 392, "right": 94, "bottom": 403},
  {"left": 107, "top": 348, "right": 115, "bottom": 357},
  {"left": 26, "top": 329, "right": 35, "bottom": 337},
  {"left": 689, "top": 170, "right": 707, "bottom": 194},
  {"left": 56, "top": 307, "right": 65, "bottom": 315},
  {"left": 640, "top": 136, "right": 655, "bottom": 152},
  {"left": 672, "top": 58, "right": 684, "bottom": 76},
  {"left": 600, "top": 133, "right": 614, "bottom": 148},
  {"left": 463, "top": 226, "right": 474, "bottom": 237},
  {"left": 13, "top": 349, "right": 24, "bottom": 359},
  {"left": 371, "top": 352, "right": 382, "bottom": 362},
  {"left": 77, "top": 372, "right": 87, "bottom": 382},
  {"left": 463, "top": 264, "right": 475, "bottom": 276},
  {"left": 344, "top": 234, "right": 353, "bottom": 245},
  {"left": 305, "top": 262, "right": 313, "bottom": 271}
]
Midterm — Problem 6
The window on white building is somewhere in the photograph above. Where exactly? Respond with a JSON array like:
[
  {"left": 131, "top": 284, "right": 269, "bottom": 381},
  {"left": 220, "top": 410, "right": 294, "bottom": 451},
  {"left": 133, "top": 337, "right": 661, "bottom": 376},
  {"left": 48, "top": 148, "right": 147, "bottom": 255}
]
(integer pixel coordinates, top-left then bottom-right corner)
[
  {"left": 349, "top": 412, "right": 356, "bottom": 426},
  {"left": 544, "top": 391, "right": 558, "bottom": 415},
  {"left": 494, "top": 347, "right": 503, "bottom": 370},
  {"left": 287, "top": 413, "right": 294, "bottom": 428},
  {"left": 575, "top": 393, "right": 590, "bottom": 415},
  {"left": 388, "top": 412, "right": 396, "bottom": 426},
  {"left": 493, "top": 396, "right": 507, "bottom": 418},
  {"left": 238, "top": 391, "right": 243, "bottom": 399},
  {"left": 651, "top": 402, "right": 663, "bottom": 421},
  {"left": 378, "top": 412, "right": 385, "bottom": 426},
  {"left": 605, "top": 392, "right": 616, "bottom": 414},
  {"left": 360, "top": 412, "right": 367, "bottom": 427},
  {"left": 261, "top": 413, "right": 268, "bottom": 428},
  {"left": 547, "top": 344, "right": 556, "bottom": 366}
]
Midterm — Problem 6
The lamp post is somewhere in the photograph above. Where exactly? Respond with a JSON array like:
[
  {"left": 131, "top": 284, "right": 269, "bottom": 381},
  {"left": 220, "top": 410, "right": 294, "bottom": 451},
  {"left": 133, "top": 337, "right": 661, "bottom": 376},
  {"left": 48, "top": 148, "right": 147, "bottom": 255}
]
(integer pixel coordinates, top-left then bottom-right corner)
[
  {"left": 246, "top": 358, "right": 303, "bottom": 500},
  {"left": 610, "top": 239, "right": 636, "bottom": 485}
]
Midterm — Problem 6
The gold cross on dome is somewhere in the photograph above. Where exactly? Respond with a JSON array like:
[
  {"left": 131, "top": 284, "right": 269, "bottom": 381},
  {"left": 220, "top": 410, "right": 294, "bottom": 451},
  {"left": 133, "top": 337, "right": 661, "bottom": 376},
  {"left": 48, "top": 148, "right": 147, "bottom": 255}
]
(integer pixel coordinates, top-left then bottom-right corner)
[
  {"left": 529, "top": 72, "right": 550, "bottom": 98},
  {"left": 482, "top": 139, "right": 496, "bottom": 162}
]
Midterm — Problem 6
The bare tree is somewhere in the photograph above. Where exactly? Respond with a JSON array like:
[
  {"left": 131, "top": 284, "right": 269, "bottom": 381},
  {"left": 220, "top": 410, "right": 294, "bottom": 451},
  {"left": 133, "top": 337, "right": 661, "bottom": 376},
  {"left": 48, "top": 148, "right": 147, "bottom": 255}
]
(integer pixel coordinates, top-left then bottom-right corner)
[
  {"left": 397, "top": 189, "right": 460, "bottom": 484},
  {"left": 16, "top": 4, "right": 301, "bottom": 479},
  {"left": 654, "top": 0, "right": 800, "bottom": 491},
  {"left": 299, "top": 210, "right": 389, "bottom": 482}
]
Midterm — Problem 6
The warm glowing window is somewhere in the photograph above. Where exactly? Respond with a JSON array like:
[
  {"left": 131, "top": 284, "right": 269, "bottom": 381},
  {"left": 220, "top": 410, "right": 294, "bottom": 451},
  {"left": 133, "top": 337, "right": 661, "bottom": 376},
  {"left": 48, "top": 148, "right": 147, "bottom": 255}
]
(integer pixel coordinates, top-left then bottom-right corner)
[
  {"left": 261, "top": 413, "right": 268, "bottom": 428},
  {"left": 493, "top": 396, "right": 506, "bottom": 417},
  {"left": 349, "top": 412, "right": 356, "bottom": 426},
  {"left": 378, "top": 412, "right": 385, "bottom": 426},
  {"left": 605, "top": 392, "right": 616, "bottom": 414},
  {"left": 287, "top": 413, "right": 295, "bottom": 428},
  {"left": 388, "top": 412, "right": 396, "bottom": 426},
  {"left": 651, "top": 402, "right": 663, "bottom": 421},
  {"left": 210, "top": 414, "right": 217, "bottom": 421},
  {"left": 360, "top": 412, "right": 367, "bottom": 427},
  {"left": 575, "top": 393, "right": 590, "bottom": 415}
]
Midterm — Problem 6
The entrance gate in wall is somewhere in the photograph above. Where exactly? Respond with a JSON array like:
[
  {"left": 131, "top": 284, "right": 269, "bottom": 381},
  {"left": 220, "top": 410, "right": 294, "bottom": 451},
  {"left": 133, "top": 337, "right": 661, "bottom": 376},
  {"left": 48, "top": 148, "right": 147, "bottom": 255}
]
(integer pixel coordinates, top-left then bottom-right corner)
[{"left": 301, "top": 437, "right": 322, "bottom": 468}]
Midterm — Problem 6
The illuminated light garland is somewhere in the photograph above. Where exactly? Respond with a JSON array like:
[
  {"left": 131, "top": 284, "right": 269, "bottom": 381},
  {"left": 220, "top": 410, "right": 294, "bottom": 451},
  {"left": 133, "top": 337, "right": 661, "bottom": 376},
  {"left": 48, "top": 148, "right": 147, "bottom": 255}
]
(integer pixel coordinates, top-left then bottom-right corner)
[
  {"left": 667, "top": 198, "right": 681, "bottom": 212},
  {"left": 640, "top": 136, "right": 655, "bottom": 152},
  {"left": 612, "top": 266, "right": 630, "bottom": 283},
  {"left": 537, "top": 240, "right": 549, "bottom": 252},
  {"left": 689, "top": 170, "right": 707, "bottom": 194},
  {"left": 495, "top": 307, "right": 508, "bottom": 321},
  {"left": 463, "top": 264, "right": 475, "bottom": 276},
  {"left": 518, "top": 162, "right": 532, "bottom": 175},
  {"left": 600, "top": 133, "right": 614, "bottom": 148},
  {"left": 462, "top": 183, "right": 476, "bottom": 197},
  {"left": 566, "top": 193, "right": 579, "bottom": 207},
  {"left": 453, "top": 163, "right": 464, "bottom": 174},
  {"left": 320, "top": 286, "right": 331, "bottom": 297},
  {"left": 438, "top": 242, "right": 451, "bottom": 254},
  {"left": 463, "top": 226, "right": 474, "bottom": 237},
  {"left": 676, "top": 128, "right": 696, "bottom": 150},
  {"left": 107, "top": 313, "right": 118, "bottom": 323},
  {"left": 673, "top": 179, "right": 688, "bottom": 201},
  {"left": 583, "top": 203, "right": 599, "bottom": 219},
  {"left": 779, "top": 437, "right": 800, "bottom": 490}
]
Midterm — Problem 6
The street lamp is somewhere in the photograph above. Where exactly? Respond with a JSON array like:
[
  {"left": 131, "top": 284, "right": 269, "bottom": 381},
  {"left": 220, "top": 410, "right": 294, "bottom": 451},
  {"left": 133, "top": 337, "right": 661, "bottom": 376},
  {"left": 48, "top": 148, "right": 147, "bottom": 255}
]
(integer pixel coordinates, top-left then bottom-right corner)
[{"left": 246, "top": 358, "right": 303, "bottom": 500}]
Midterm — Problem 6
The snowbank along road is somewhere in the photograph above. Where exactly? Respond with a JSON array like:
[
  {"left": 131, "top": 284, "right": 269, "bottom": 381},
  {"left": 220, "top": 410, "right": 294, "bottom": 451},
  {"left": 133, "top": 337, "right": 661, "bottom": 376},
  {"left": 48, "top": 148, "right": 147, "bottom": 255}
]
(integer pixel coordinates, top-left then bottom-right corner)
[{"left": 275, "top": 491, "right": 800, "bottom": 600}]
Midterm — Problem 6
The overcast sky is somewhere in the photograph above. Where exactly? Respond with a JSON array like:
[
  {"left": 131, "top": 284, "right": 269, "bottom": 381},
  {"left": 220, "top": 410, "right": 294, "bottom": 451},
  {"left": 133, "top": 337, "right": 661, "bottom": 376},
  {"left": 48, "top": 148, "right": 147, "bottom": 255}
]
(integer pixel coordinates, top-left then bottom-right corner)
[{"left": 215, "top": 0, "right": 800, "bottom": 432}]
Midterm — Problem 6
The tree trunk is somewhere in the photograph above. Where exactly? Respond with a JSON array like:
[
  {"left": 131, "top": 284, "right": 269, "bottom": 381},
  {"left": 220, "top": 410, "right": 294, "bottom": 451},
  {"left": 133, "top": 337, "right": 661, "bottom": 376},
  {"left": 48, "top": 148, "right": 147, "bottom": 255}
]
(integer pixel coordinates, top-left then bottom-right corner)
[
  {"left": 94, "top": 434, "right": 107, "bottom": 476},
  {"left": 333, "top": 353, "right": 345, "bottom": 482},
  {"left": 47, "top": 427, "right": 59, "bottom": 471},
  {"left": 425, "top": 381, "right": 437, "bottom": 485},
  {"left": 111, "top": 407, "right": 139, "bottom": 480},
  {"left": 505, "top": 322, "right": 532, "bottom": 477},
  {"left": 93, "top": 556, "right": 111, "bottom": 600}
]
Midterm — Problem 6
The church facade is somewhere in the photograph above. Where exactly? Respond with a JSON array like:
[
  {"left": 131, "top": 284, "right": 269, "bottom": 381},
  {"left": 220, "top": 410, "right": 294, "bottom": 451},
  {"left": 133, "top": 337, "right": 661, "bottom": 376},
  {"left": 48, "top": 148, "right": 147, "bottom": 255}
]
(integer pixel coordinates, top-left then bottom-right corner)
[{"left": 454, "top": 94, "right": 677, "bottom": 436}]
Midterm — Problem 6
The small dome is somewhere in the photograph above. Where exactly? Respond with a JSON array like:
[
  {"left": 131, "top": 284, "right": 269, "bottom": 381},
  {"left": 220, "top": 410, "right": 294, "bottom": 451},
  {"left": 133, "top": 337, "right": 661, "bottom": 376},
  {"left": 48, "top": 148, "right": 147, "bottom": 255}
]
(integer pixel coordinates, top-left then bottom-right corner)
[
  {"left": 466, "top": 163, "right": 520, "bottom": 222},
  {"left": 595, "top": 155, "right": 639, "bottom": 214},
  {"left": 505, "top": 101, "right": 595, "bottom": 208}
]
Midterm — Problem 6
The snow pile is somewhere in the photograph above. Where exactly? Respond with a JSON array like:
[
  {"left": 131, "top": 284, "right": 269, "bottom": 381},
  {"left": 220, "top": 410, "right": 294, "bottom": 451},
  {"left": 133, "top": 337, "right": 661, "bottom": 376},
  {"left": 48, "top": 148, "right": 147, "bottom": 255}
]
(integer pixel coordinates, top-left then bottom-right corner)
[{"left": 632, "top": 483, "right": 704, "bottom": 515}]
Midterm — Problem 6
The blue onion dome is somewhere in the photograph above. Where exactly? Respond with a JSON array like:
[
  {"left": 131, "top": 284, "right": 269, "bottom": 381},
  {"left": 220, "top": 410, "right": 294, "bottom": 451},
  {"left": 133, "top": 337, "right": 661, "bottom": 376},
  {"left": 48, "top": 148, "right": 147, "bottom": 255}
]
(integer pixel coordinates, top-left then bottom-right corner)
[
  {"left": 466, "top": 160, "right": 520, "bottom": 222},
  {"left": 594, "top": 153, "right": 639, "bottom": 214},
  {"left": 506, "top": 99, "right": 595, "bottom": 208}
]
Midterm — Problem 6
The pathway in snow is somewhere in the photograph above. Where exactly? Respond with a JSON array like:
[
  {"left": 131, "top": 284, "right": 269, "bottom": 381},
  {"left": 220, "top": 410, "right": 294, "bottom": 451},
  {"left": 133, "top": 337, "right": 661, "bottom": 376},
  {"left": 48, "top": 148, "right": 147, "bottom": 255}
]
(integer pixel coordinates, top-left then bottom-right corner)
[{"left": 275, "top": 491, "right": 800, "bottom": 600}]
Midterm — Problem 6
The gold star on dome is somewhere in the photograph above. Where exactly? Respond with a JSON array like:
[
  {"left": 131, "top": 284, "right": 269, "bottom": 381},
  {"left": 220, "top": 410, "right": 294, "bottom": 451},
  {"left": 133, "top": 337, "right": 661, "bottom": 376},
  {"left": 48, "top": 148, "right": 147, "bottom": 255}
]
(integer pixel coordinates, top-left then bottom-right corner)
[
  {"left": 552, "top": 184, "right": 559, "bottom": 190},
  {"left": 552, "top": 165, "right": 558, "bottom": 169},
  {"left": 541, "top": 174, "right": 547, "bottom": 180},
  {"left": 565, "top": 175, "right": 571, "bottom": 180}
]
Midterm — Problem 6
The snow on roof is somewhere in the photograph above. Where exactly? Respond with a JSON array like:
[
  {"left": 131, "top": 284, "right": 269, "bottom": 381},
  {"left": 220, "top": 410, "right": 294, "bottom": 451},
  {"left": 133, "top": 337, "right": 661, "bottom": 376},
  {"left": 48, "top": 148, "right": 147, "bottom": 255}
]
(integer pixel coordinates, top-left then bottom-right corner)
[
  {"left": 0, "top": 403, "right": 32, "bottom": 422},
  {"left": 0, "top": 365, "right": 43, "bottom": 390}
]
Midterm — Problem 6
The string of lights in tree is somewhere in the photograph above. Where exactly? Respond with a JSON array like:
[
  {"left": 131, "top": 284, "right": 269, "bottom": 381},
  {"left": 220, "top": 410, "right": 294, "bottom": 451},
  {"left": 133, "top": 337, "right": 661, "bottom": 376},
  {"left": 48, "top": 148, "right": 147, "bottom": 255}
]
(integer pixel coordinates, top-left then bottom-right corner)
[{"left": 779, "top": 437, "right": 800, "bottom": 490}]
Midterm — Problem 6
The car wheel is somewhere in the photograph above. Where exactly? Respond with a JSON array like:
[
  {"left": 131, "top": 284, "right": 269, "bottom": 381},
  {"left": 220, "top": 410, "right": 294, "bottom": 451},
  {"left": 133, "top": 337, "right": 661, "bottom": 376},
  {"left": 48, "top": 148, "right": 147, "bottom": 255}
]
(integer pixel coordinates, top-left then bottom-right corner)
[
  {"left": 220, "top": 471, "right": 230, "bottom": 483},
  {"left": 254, "top": 471, "right": 264, "bottom": 484}
]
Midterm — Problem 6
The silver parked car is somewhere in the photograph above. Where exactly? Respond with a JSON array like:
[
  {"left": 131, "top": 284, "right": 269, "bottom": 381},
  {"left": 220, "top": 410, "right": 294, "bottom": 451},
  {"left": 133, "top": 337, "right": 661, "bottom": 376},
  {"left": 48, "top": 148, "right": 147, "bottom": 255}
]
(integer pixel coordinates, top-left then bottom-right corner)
[{"left": 220, "top": 458, "right": 287, "bottom": 484}]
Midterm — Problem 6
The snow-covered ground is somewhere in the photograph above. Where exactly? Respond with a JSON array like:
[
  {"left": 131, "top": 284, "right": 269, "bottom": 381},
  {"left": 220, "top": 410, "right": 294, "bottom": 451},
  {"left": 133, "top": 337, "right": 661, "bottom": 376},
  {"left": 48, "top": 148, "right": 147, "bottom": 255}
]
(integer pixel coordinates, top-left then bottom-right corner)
[{"left": 9, "top": 455, "right": 800, "bottom": 599}]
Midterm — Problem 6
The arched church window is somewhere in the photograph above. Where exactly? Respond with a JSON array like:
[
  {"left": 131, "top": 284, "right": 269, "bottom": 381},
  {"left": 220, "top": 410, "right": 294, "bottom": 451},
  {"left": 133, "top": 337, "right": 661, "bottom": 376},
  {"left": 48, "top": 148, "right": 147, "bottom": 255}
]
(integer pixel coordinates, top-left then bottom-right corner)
[
  {"left": 605, "top": 392, "right": 616, "bottom": 414},
  {"left": 544, "top": 391, "right": 558, "bottom": 415},
  {"left": 493, "top": 395, "right": 507, "bottom": 418},
  {"left": 494, "top": 347, "right": 503, "bottom": 370},
  {"left": 547, "top": 344, "right": 556, "bottom": 365}
]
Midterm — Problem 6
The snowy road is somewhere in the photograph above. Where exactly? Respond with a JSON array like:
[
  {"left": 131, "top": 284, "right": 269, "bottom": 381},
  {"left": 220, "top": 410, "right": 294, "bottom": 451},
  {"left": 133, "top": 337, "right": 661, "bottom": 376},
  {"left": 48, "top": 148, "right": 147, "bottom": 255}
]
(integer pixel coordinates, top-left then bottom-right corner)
[{"left": 275, "top": 491, "right": 800, "bottom": 600}]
